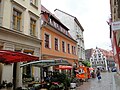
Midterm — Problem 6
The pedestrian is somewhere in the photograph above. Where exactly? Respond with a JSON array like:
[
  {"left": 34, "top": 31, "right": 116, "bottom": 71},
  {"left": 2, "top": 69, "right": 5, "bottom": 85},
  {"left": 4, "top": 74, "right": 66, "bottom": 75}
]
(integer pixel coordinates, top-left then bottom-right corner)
[
  {"left": 91, "top": 70, "right": 96, "bottom": 78},
  {"left": 96, "top": 68, "right": 101, "bottom": 81}
]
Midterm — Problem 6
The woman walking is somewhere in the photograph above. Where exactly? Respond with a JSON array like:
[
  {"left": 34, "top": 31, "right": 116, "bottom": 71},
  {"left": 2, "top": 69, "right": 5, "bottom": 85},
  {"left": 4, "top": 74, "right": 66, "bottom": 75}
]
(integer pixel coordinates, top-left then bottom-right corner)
[{"left": 96, "top": 68, "right": 101, "bottom": 81}]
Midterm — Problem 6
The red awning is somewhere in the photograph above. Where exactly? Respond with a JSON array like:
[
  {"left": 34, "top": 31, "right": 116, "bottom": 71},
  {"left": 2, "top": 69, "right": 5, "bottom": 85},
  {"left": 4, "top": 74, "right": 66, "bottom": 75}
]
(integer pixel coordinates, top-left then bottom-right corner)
[
  {"left": 0, "top": 50, "right": 39, "bottom": 63},
  {"left": 56, "top": 66, "right": 72, "bottom": 70}
]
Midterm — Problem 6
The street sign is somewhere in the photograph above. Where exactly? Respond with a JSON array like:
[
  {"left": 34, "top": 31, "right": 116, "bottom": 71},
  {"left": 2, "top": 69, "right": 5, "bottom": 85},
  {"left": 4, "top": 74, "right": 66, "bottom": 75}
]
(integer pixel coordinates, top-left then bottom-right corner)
[{"left": 112, "top": 21, "right": 120, "bottom": 31}]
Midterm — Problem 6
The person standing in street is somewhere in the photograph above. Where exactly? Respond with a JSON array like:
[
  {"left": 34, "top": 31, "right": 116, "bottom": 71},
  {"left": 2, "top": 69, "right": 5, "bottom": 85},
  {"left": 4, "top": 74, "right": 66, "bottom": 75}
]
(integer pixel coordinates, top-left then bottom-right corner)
[{"left": 96, "top": 68, "right": 101, "bottom": 81}]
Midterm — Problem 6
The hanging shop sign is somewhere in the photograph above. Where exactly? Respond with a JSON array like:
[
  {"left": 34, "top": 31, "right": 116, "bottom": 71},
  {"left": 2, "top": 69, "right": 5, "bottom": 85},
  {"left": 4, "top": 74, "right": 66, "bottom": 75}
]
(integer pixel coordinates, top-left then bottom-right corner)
[{"left": 112, "top": 21, "right": 120, "bottom": 31}]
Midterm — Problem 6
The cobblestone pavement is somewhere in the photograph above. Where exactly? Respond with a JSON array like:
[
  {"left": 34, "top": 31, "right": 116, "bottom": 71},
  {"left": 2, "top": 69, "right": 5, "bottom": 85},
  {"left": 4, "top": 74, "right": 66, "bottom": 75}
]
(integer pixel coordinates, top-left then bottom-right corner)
[{"left": 76, "top": 72, "right": 116, "bottom": 90}]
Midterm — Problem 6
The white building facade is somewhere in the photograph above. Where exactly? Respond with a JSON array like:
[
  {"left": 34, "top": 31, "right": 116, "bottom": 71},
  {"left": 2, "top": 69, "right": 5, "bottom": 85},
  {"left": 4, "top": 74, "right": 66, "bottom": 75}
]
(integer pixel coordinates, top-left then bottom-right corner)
[
  {"left": 90, "top": 48, "right": 108, "bottom": 70},
  {"left": 54, "top": 9, "right": 85, "bottom": 63},
  {"left": 0, "top": 0, "right": 41, "bottom": 88}
]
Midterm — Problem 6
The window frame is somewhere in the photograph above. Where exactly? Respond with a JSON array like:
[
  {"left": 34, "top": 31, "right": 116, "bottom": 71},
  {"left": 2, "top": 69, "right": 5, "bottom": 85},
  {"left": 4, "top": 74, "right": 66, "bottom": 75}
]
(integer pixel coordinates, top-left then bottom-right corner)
[
  {"left": 62, "top": 41, "right": 65, "bottom": 52},
  {"left": 30, "top": 0, "right": 38, "bottom": 8},
  {"left": 55, "top": 38, "right": 59, "bottom": 51},
  {"left": 30, "top": 18, "right": 36, "bottom": 36},
  {"left": 68, "top": 44, "right": 70, "bottom": 54},
  {"left": 12, "top": 9, "right": 22, "bottom": 31},
  {"left": 45, "top": 33, "right": 50, "bottom": 48}
]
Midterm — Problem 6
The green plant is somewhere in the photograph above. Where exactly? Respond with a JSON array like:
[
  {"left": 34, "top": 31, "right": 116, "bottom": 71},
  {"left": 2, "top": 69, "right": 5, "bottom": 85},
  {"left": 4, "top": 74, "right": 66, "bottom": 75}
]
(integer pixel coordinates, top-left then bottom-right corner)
[
  {"left": 49, "top": 84, "right": 59, "bottom": 90},
  {"left": 82, "top": 61, "right": 91, "bottom": 67}
]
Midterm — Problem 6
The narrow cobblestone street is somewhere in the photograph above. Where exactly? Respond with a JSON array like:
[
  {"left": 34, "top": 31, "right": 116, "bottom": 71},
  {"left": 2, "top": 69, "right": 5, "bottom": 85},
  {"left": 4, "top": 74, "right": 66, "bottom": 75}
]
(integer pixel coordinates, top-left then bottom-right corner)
[{"left": 76, "top": 72, "right": 116, "bottom": 90}]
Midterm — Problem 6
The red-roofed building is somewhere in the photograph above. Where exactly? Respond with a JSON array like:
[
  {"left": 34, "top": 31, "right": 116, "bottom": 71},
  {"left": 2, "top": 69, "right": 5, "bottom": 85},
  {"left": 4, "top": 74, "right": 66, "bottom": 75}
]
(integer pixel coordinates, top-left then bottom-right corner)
[{"left": 41, "top": 5, "right": 78, "bottom": 72}]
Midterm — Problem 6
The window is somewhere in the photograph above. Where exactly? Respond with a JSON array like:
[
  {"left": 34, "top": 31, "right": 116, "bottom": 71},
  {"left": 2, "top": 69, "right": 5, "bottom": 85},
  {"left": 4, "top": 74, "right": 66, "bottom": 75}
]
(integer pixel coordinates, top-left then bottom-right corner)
[
  {"left": 74, "top": 46, "right": 76, "bottom": 55},
  {"left": 68, "top": 44, "right": 70, "bottom": 53},
  {"left": 55, "top": 38, "right": 58, "bottom": 51},
  {"left": 0, "top": 0, "right": 1, "bottom": 25},
  {"left": 72, "top": 46, "right": 74, "bottom": 54},
  {"left": 45, "top": 34, "right": 50, "bottom": 48},
  {"left": 13, "top": 9, "right": 21, "bottom": 31},
  {"left": 30, "top": 0, "right": 38, "bottom": 6},
  {"left": 30, "top": 18, "right": 36, "bottom": 36},
  {"left": 62, "top": 41, "right": 65, "bottom": 52}
]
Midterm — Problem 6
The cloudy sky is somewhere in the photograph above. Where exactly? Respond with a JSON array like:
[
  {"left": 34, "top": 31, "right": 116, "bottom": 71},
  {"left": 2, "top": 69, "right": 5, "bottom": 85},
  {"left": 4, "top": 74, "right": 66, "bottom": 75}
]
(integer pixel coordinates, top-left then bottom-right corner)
[{"left": 41, "top": 0, "right": 112, "bottom": 50}]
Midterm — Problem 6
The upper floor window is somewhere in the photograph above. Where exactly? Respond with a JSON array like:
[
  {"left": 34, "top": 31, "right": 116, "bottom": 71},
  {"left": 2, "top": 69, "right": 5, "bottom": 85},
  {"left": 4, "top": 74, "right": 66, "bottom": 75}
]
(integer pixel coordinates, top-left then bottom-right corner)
[
  {"left": 45, "top": 33, "right": 50, "bottom": 48},
  {"left": 55, "top": 38, "right": 58, "bottom": 51},
  {"left": 30, "top": 18, "right": 36, "bottom": 36},
  {"left": 72, "top": 46, "right": 74, "bottom": 54},
  {"left": 68, "top": 44, "right": 70, "bottom": 54},
  {"left": 30, "top": 0, "right": 38, "bottom": 7},
  {"left": 13, "top": 9, "right": 21, "bottom": 31},
  {"left": 74, "top": 46, "right": 76, "bottom": 55},
  {"left": 62, "top": 41, "right": 65, "bottom": 52},
  {"left": 0, "top": 0, "right": 1, "bottom": 25}
]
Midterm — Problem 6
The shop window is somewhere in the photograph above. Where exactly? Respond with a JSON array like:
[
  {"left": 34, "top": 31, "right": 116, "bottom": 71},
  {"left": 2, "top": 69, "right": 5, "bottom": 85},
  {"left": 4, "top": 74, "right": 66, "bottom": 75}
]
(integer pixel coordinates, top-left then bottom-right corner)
[
  {"left": 30, "top": 18, "right": 36, "bottom": 36},
  {"left": 55, "top": 38, "right": 58, "bottom": 51},
  {"left": 22, "top": 50, "right": 34, "bottom": 82},
  {"left": 13, "top": 9, "right": 21, "bottom": 31},
  {"left": 45, "top": 33, "right": 50, "bottom": 48}
]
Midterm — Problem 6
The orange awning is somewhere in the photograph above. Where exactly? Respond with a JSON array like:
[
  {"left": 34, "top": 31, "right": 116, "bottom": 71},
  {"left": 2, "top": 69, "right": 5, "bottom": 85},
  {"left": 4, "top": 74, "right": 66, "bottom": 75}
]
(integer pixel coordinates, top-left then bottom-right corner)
[{"left": 0, "top": 50, "right": 39, "bottom": 64}]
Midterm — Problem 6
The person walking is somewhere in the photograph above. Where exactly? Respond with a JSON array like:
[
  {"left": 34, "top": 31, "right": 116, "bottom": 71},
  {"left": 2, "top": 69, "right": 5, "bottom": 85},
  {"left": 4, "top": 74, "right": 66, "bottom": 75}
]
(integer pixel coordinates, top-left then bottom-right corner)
[
  {"left": 96, "top": 68, "right": 101, "bottom": 81},
  {"left": 91, "top": 70, "right": 96, "bottom": 78}
]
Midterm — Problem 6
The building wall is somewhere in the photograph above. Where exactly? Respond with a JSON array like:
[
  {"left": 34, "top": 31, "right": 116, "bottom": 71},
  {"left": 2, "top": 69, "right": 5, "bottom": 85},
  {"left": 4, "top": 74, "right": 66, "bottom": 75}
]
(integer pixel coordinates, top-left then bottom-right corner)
[
  {"left": 41, "top": 26, "right": 78, "bottom": 65},
  {"left": 54, "top": 10, "right": 76, "bottom": 41},
  {"left": 1, "top": 0, "right": 41, "bottom": 39},
  {"left": 110, "top": 0, "right": 120, "bottom": 71},
  {"left": 54, "top": 9, "right": 85, "bottom": 62},
  {"left": 90, "top": 48, "right": 108, "bottom": 70},
  {"left": 0, "top": 0, "right": 41, "bottom": 87}
]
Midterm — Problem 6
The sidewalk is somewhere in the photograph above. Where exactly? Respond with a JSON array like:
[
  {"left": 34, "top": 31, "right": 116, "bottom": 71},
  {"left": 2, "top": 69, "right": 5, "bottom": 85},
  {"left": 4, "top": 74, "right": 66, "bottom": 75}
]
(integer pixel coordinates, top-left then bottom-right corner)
[
  {"left": 76, "top": 72, "right": 116, "bottom": 90},
  {"left": 114, "top": 72, "right": 120, "bottom": 90}
]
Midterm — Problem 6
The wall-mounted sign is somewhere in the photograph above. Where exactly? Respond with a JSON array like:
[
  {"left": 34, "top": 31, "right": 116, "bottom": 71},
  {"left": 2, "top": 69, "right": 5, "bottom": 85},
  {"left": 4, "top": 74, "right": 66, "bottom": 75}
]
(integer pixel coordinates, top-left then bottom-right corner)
[{"left": 112, "top": 21, "right": 120, "bottom": 31}]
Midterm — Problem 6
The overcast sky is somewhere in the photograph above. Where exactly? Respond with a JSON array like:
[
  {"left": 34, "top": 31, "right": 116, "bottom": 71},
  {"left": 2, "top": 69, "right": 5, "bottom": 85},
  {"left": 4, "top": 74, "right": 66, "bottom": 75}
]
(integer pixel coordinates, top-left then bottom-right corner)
[{"left": 41, "top": 0, "right": 112, "bottom": 50}]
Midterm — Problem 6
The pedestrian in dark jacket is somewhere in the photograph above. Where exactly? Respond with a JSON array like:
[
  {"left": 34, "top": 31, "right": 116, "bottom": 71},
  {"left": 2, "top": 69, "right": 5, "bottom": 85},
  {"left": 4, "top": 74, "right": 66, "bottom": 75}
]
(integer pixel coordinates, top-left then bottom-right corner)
[{"left": 96, "top": 68, "right": 101, "bottom": 81}]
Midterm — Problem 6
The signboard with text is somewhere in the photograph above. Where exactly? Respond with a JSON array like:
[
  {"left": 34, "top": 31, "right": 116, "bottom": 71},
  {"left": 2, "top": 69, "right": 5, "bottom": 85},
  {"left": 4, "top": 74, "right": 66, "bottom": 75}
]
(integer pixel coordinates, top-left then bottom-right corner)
[{"left": 112, "top": 21, "right": 120, "bottom": 31}]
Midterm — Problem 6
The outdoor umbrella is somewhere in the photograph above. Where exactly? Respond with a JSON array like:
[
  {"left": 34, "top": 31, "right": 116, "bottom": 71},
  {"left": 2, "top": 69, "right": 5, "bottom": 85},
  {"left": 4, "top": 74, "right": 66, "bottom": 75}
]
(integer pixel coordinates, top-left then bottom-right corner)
[
  {"left": 89, "top": 67, "right": 94, "bottom": 70},
  {"left": 55, "top": 65, "right": 72, "bottom": 70},
  {"left": 0, "top": 50, "right": 39, "bottom": 64}
]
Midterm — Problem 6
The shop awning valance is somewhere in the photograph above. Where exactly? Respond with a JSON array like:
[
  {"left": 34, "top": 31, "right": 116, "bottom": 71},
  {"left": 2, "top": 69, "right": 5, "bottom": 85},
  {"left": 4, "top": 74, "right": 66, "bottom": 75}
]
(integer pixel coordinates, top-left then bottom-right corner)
[{"left": 0, "top": 50, "right": 39, "bottom": 63}]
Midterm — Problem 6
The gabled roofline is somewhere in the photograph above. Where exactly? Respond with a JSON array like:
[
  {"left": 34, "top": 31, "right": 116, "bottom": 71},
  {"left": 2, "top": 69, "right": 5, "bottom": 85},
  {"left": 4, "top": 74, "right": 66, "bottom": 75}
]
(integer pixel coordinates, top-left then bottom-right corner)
[
  {"left": 41, "top": 5, "right": 69, "bottom": 31},
  {"left": 54, "top": 9, "right": 84, "bottom": 31}
]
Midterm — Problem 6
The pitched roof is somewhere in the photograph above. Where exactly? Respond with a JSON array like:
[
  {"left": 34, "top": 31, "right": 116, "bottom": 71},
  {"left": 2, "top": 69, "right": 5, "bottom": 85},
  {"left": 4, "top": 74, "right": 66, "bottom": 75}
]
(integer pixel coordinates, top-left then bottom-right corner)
[
  {"left": 41, "top": 5, "right": 77, "bottom": 43},
  {"left": 54, "top": 9, "right": 84, "bottom": 31}
]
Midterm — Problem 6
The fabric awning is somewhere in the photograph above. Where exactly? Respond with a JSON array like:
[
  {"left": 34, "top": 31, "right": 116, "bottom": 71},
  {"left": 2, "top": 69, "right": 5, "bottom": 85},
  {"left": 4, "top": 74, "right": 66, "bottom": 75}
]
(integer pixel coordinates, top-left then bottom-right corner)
[
  {"left": 0, "top": 50, "right": 39, "bottom": 63},
  {"left": 20, "top": 59, "right": 71, "bottom": 67}
]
